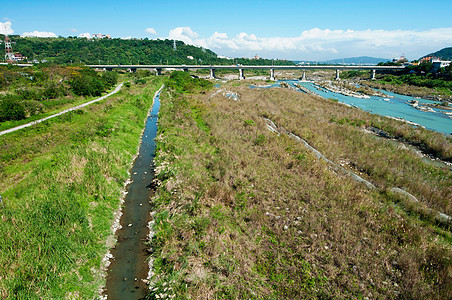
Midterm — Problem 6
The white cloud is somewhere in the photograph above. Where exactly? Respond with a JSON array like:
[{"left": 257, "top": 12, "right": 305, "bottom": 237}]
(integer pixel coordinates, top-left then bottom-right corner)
[
  {"left": 21, "top": 31, "right": 57, "bottom": 38},
  {"left": 69, "top": 28, "right": 78, "bottom": 33},
  {"left": 0, "top": 21, "right": 14, "bottom": 35},
  {"left": 168, "top": 27, "right": 199, "bottom": 45},
  {"left": 78, "top": 32, "right": 91, "bottom": 38},
  {"left": 145, "top": 27, "right": 157, "bottom": 35},
  {"left": 166, "top": 26, "right": 452, "bottom": 60}
]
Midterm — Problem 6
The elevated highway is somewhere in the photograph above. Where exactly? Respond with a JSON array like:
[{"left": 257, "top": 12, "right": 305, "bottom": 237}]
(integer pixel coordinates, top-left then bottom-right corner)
[{"left": 87, "top": 64, "right": 405, "bottom": 80}]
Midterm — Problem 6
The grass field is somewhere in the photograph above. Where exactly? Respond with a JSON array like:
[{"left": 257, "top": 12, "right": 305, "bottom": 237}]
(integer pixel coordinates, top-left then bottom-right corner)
[
  {"left": 149, "top": 78, "right": 451, "bottom": 299},
  {"left": 1, "top": 72, "right": 450, "bottom": 299},
  {"left": 0, "top": 76, "right": 162, "bottom": 298}
]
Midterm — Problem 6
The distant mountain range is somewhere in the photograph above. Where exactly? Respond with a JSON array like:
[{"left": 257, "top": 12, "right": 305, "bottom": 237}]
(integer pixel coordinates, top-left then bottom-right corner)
[
  {"left": 321, "top": 56, "right": 390, "bottom": 65},
  {"left": 421, "top": 47, "right": 452, "bottom": 60}
]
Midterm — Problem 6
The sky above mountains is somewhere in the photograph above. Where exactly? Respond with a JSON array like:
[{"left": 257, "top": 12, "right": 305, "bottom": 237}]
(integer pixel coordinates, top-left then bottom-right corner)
[{"left": 1, "top": 0, "right": 451, "bottom": 61}]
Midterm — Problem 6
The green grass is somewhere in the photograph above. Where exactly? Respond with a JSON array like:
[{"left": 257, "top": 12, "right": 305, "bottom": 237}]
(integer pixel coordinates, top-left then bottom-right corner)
[
  {"left": 0, "top": 82, "right": 122, "bottom": 132},
  {"left": 0, "top": 76, "right": 163, "bottom": 298}
]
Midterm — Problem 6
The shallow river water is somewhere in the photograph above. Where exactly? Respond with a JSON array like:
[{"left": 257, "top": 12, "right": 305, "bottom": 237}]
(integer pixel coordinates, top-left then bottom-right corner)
[{"left": 254, "top": 80, "right": 452, "bottom": 134}]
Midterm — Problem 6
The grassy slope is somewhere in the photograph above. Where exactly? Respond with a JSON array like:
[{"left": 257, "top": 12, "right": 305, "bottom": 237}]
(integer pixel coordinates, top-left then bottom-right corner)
[
  {"left": 0, "top": 77, "right": 162, "bottom": 298},
  {"left": 362, "top": 79, "right": 452, "bottom": 100},
  {"left": 0, "top": 83, "right": 120, "bottom": 132},
  {"left": 150, "top": 81, "right": 451, "bottom": 299}
]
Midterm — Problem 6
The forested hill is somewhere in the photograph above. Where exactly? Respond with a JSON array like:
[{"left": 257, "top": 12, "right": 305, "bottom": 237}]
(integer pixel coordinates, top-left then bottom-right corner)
[
  {"left": 422, "top": 47, "right": 452, "bottom": 60},
  {"left": 1, "top": 35, "right": 294, "bottom": 66}
]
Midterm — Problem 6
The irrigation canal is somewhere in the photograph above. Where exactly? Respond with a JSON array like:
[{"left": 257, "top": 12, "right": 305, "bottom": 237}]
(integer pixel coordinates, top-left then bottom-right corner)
[{"left": 105, "top": 90, "right": 161, "bottom": 299}]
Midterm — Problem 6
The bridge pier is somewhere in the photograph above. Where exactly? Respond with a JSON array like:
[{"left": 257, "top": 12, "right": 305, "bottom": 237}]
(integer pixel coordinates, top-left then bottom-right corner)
[
  {"left": 210, "top": 68, "right": 216, "bottom": 79},
  {"left": 239, "top": 68, "right": 245, "bottom": 80},
  {"left": 335, "top": 69, "right": 340, "bottom": 81},
  {"left": 183, "top": 68, "right": 189, "bottom": 73},
  {"left": 156, "top": 68, "right": 162, "bottom": 76},
  {"left": 106, "top": 67, "right": 113, "bottom": 72},
  {"left": 371, "top": 69, "right": 376, "bottom": 80},
  {"left": 302, "top": 71, "right": 306, "bottom": 81},
  {"left": 127, "top": 68, "right": 137, "bottom": 73},
  {"left": 270, "top": 68, "right": 275, "bottom": 81}
]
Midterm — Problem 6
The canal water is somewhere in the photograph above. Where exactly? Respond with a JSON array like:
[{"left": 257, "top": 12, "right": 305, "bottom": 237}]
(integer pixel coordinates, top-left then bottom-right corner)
[
  {"left": 252, "top": 80, "right": 452, "bottom": 134},
  {"left": 105, "top": 91, "right": 161, "bottom": 299}
]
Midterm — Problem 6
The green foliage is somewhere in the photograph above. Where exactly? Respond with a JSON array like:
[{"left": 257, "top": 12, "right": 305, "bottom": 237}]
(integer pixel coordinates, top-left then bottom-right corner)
[
  {"left": 1, "top": 35, "right": 296, "bottom": 66},
  {"left": 70, "top": 74, "right": 106, "bottom": 96},
  {"left": 0, "top": 78, "right": 163, "bottom": 298},
  {"left": 0, "top": 97, "right": 26, "bottom": 121},
  {"left": 166, "top": 71, "right": 213, "bottom": 93},
  {"left": 382, "top": 73, "right": 452, "bottom": 90},
  {"left": 253, "top": 134, "right": 266, "bottom": 145},
  {"left": 243, "top": 119, "right": 255, "bottom": 126},
  {"left": 102, "top": 71, "right": 118, "bottom": 87},
  {"left": 341, "top": 70, "right": 367, "bottom": 79},
  {"left": 330, "top": 116, "right": 366, "bottom": 127},
  {"left": 43, "top": 82, "right": 67, "bottom": 99}
]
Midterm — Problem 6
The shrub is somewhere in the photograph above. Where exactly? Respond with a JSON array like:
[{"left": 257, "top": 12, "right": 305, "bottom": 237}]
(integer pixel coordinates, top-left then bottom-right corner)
[
  {"left": 43, "top": 82, "right": 67, "bottom": 99},
  {"left": 70, "top": 74, "right": 105, "bottom": 97},
  {"left": 0, "top": 97, "right": 26, "bottom": 121},
  {"left": 22, "top": 100, "right": 44, "bottom": 116},
  {"left": 102, "top": 71, "right": 118, "bottom": 87}
]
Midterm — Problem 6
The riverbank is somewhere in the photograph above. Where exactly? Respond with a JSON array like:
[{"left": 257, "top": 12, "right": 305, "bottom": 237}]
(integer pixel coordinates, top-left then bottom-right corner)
[
  {"left": 149, "top": 79, "right": 451, "bottom": 298},
  {"left": 0, "top": 77, "right": 162, "bottom": 298},
  {"left": 362, "top": 79, "right": 452, "bottom": 102}
]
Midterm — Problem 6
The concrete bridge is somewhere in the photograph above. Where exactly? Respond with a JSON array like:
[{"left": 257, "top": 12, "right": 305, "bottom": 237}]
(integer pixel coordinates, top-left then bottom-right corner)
[{"left": 87, "top": 64, "right": 405, "bottom": 80}]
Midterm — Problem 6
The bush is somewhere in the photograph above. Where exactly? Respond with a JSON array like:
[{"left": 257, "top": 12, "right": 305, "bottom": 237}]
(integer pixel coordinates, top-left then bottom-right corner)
[
  {"left": 102, "top": 71, "right": 118, "bottom": 88},
  {"left": 166, "top": 71, "right": 213, "bottom": 93},
  {"left": 22, "top": 100, "right": 44, "bottom": 116},
  {"left": 43, "top": 82, "right": 67, "bottom": 99},
  {"left": 0, "top": 98, "right": 26, "bottom": 121},
  {"left": 17, "top": 88, "right": 40, "bottom": 100},
  {"left": 70, "top": 74, "right": 106, "bottom": 97}
]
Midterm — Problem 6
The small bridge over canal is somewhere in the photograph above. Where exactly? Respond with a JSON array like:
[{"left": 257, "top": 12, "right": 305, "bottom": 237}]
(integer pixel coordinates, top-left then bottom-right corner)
[{"left": 87, "top": 64, "right": 405, "bottom": 80}]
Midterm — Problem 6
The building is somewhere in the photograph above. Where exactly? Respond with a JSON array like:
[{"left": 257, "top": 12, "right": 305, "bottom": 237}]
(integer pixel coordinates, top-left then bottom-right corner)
[
  {"left": 432, "top": 59, "right": 451, "bottom": 72},
  {"left": 419, "top": 56, "right": 436, "bottom": 63},
  {"left": 13, "top": 53, "right": 27, "bottom": 61},
  {"left": 92, "top": 33, "right": 111, "bottom": 39},
  {"left": 392, "top": 55, "right": 407, "bottom": 63}
]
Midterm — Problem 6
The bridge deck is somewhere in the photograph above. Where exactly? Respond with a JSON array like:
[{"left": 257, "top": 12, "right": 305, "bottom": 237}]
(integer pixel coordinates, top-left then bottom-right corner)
[{"left": 87, "top": 64, "right": 405, "bottom": 71}]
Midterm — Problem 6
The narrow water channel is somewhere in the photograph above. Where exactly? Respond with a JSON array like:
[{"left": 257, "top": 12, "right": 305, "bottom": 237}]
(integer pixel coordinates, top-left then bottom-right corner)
[{"left": 105, "top": 91, "right": 161, "bottom": 299}]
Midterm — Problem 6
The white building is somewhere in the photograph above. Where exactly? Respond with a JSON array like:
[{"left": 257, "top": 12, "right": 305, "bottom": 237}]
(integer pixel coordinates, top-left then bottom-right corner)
[{"left": 432, "top": 59, "right": 451, "bottom": 72}]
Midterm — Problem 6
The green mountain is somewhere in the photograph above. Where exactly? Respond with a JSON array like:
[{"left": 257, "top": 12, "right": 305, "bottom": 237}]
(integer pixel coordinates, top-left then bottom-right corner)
[
  {"left": 421, "top": 47, "right": 452, "bottom": 60},
  {"left": 1, "top": 35, "right": 294, "bottom": 66}
]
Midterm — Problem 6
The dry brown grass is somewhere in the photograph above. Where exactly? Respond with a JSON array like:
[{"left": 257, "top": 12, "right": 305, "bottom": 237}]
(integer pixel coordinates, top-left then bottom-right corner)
[{"left": 150, "top": 81, "right": 452, "bottom": 299}]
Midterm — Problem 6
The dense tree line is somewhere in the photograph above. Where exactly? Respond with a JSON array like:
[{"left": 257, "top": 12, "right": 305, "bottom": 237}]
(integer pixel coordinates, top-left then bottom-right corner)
[{"left": 1, "top": 35, "right": 294, "bottom": 66}]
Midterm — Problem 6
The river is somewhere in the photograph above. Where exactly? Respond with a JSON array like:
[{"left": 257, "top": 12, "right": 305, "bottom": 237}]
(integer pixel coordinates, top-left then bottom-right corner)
[{"left": 253, "top": 80, "right": 452, "bottom": 134}]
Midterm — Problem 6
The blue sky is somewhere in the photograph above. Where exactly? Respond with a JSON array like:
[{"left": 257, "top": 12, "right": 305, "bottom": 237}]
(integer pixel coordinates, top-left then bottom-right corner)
[{"left": 1, "top": 0, "right": 452, "bottom": 60}]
